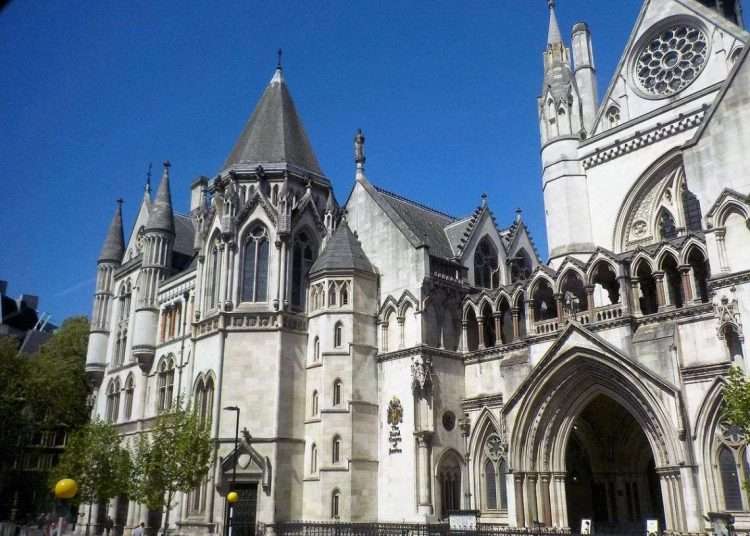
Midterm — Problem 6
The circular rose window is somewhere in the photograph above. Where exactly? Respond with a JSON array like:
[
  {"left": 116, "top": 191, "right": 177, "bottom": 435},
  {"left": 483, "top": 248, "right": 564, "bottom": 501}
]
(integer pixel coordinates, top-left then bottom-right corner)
[{"left": 634, "top": 23, "right": 708, "bottom": 97}]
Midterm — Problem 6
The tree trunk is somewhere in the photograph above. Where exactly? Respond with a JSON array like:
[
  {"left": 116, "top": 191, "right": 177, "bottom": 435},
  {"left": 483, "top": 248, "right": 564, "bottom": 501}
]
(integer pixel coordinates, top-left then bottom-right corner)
[
  {"left": 161, "top": 491, "right": 173, "bottom": 536},
  {"left": 86, "top": 503, "right": 93, "bottom": 536}
]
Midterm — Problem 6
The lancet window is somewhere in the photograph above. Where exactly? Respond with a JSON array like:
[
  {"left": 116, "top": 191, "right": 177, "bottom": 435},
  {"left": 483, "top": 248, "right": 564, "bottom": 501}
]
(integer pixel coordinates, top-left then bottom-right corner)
[
  {"left": 241, "top": 225, "right": 269, "bottom": 303},
  {"left": 291, "top": 231, "right": 316, "bottom": 309},
  {"left": 157, "top": 357, "right": 175, "bottom": 412},
  {"left": 123, "top": 374, "right": 134, "bottom": 420},
  {"left": 481, "top": 433, "right": 508, "bottom": 511},
  {"left": 474, "top": 236, "right": 500, "bottom": 289},
  {"left": 194, "top": 376, "right": 214, "bottom": 429},
  {"left": 105, "top": 378, "right": 121, "bottom": 423},
  {"left": 206, "top": 240, "right": 222, "bottom": 311},
  {"left": 717, "top": 424, "right": 750, "bottom": 511}
]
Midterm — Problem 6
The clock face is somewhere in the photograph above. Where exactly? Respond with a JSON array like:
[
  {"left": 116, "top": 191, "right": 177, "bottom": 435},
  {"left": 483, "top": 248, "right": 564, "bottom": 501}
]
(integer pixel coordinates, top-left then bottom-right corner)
[{"left": 634, "top": 22, "right": 708, "bottom": 98}]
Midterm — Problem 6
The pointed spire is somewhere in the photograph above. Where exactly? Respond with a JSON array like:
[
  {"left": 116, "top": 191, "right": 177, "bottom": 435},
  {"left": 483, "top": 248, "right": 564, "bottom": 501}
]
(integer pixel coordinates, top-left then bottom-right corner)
[
  {"left": 547, "top": 0, "right": 562, "bottom": 46},
  {"left": 98, "top": 199, "right": 126, "bottom": 263},
  {"left": 145, "top": 161, "right": 175, "bottom": 234},
  {"left": 222, "top": 57, "right": 323, "bottom": 175}
]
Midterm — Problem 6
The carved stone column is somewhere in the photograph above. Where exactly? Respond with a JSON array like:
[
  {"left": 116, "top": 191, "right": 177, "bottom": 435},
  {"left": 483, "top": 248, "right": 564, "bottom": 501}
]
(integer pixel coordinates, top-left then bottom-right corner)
[
  {"left": 494, "top": 313, "right": 503, "bottom": 345},
  {"left": 617, "top": 275, "right": 631, "bottom": 313},
  {"left": 525, "top": 473, "right": 538, "bottom": 526},
  {"left": 716, "top": 228, "right": 730, "bottom": 273},
  {"left": 511, "top": 307, "right": 521, "bottom": 341},
  {"left": 585, "top": 285, "right": 595, "bottom": 315},
  {"left": 514, "top": 473, "right": 526, "bottom": 527},
  {"left": 461, "top": 320, "right": 469, "bottom": 353},
  {"left": 653, "top": 272, "right": 667, "bottom": 311},
  {"left": 415, "top": 431, "right": 434, "bottom": 515},
  {"left": 525, "top": 300, "right": 535, "bottom": 335},
  {"left": 679, "top": 264, "right": 696, "bottom": 304},
  {"left": 630, "top": 278, "right": 642, "bottom": 316},
  {"left": 539, "top": 473, "right": 552, "bottom": 526},
  {"left": 554, "top": 293, "right": 564, "bottom": 322},
  {"left": 477, "top": 317, "right": 485, "bottom": 350},
  {"left": 398, "top": 317, "right": 405, "bottom": 349},
  {"left": 381, "top": 322, "right": 388, "bottom": 353}
]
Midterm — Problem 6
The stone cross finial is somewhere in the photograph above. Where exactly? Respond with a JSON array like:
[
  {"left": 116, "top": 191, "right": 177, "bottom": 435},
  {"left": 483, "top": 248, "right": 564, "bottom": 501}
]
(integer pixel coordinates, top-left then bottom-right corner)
[
  {"left": 145, "top": 162, "right": 152, "bottom": 194},
  {"left": 354, "top": 128, "right": 366, "bottom": 166},
  {"left": 548, "top": 0, "right": 555, "bottom": 8},
  {"left": 277, "top": 48, "right": 283, "bottom": 70}
]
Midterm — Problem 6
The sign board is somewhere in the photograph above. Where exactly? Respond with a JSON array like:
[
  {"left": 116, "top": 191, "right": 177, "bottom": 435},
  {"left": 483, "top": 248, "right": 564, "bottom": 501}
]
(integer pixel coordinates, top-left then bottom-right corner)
[
  {"left": 448, "top": 510, "right": 479, "bottom": 531},
  {"left": 646, "top": 519, "right": 659, "bottom": 536},
  {"left": 580, "top": 519, "right": 592, "bottom": 535}
]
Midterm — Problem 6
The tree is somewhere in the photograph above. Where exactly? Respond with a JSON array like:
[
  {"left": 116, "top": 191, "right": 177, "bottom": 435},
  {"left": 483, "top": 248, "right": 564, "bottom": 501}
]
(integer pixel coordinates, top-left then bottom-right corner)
[
  {"left": 25, "top": 316, "right": 90, "bottom": 428},
  {"left": 0, "top": 336, "right": 30, "bottom": 488},
  {"left": 131, "top": 402, "right": 211, "bottom": 536},
  {"left": 50, "top": 420, "right": 131, "bottom": 535},
  {"left": 723, "top": 366, "right": 750, "bottom": 436}
]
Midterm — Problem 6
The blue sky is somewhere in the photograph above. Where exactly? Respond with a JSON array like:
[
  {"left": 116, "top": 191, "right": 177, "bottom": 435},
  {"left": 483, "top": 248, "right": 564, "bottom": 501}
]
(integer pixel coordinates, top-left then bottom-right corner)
[{"left": 0, "top": 0, "right": 647, "bottom": 324}]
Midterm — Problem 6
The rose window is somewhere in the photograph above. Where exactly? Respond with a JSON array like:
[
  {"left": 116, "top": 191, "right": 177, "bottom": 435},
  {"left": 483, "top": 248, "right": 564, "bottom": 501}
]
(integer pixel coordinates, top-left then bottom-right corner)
[{"left": 635, "top": 23, "right": 708, "bottom": 97}]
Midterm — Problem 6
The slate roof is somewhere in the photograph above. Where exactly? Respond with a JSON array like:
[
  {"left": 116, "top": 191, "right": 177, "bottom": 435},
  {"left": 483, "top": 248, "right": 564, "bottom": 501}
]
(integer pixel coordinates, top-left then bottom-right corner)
[
  {"left": 371, "top": 185, "right": 457, "bottom": 260},
  {"left": 309, "top": 220, "right": 374, "bottom": 275},
  {"left": 146, "top": 169, "right": 175, "bottom": 234},
  {"left": 222, "top": 68, "right": 323, "bottom": 176},
  {"left": 98, "top": 202, "right": 125, "bottom": 263}
]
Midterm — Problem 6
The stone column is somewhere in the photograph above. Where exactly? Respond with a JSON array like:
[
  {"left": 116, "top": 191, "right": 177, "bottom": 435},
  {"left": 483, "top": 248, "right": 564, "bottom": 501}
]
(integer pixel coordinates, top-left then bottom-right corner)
[
  {"left": 381, "top": 322, "right": 388, "bottom": 353},
  {"left": 511, "top": 308, "right": 521, "bottom": 341},
  {"left": 585, "top": 285, "right": 595, "bottom": 316},
  {"left": 554, "top": 293, "right": 564, "bottom": 322},
  {"left": 659, "top": 473, "right": 675, "bottom": 532},
  {"left": 680, "top": 465, "right": 703, "bottom": 532},
  {"left": 477, "top": 317, "right": 486, "bottom": 350},
  {"left": 653, "top": 272, "right": 667, "bottom": 311},
  {"left": 494, "top": 313, "right": 503, "bottom": 345},
  {"left": 218, "top": 243, "right": 229, "bottom": 310},
  {"left": 398, "top": 317, "right": 405, "bottom": 349},
  {"left": 716, "top": 228, "right": 730, "bottom": 273},
  {"left": 679, "top": 265, "right": 693, "bottom": 305},
  {"left": 525, "top": 300, "right": 535, "bottom": 335},
  {"left": 630, "top": 278, "right": 642, "bottom": 316},
  {"left": 280, "top": 241, "right": 288, "bottom": 308},
  {"left": 273, "top": 241, "right": 282, "bottom": 309},
  {"left": 617, "top": 275, "right": 631, "bottom": 313},
  {"left": 539, "top": 473, "right": 552, "bottom": 526},
  {"left": 525, "top": 473, "right": 538, "bottom": 526},
  {"left": 514, "top": 473, "right": 526, "bottom": 527},
  {"left": 461, "top": 320, "right": 469, "bottom": 353},
  {"left": 415, "top": 431, "right": 433, "bottom": 515}
]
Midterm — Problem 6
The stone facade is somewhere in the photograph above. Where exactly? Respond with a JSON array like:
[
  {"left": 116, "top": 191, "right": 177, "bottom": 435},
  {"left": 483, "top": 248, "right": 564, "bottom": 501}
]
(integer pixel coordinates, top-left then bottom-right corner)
[{"left": 84, "top": 1, "right": 750, "bottom": 534}]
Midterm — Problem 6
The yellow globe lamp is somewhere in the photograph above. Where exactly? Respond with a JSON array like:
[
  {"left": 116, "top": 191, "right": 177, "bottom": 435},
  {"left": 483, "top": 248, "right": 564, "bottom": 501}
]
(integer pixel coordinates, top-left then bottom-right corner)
[
  {"left": 54, "top": 479, "right": 78, "bottom": 500},
  {"left": 227, "top": 491, "right": 239, "bottom": 504}
]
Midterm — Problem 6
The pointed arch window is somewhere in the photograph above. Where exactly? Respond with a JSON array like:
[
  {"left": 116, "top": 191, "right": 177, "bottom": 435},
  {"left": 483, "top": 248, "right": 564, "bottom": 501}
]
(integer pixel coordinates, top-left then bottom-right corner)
[
  {"left": 105, "top": 379, "right": 121, "bottom": 423},
  {"left": 340, "top": 284, "right": 349, "bottom": 306},
  {"left": 328, "top": 282, "right": 337, "bottom": 306},
  {"left": 241, "top": 225, "right": 269, "bottom": 303},
  {"left": 333, "top": 380, "right": 342, "bottom": 406},
  {"left": 331, "top": 490, "right": 341, "bottom": 519},
  {"left": 157, "top": 357, "right": 175, "bottom": 412},
  {"left": 474, "top": 236, "right": 499, "bottom": 289},
  {"left": 311, "top": 444, "right": 318, "bottom": 474},
  {"left": 312, "top": 390, "right": 319, "bottom": 416},
  {"left": 313, "top": 336, "right": 320, "bottom": 362},
  {"left": 292, "top": 231, "right": 316, "bottom": 309},
  {"left": 334, "top": 322, "right": 343, "bottom": 348},
  {"left": 332, "top": 435, "right": 342, "bottom": 464},
  {"left": 720, "top": 445, "right": 743, "bottom": 511},
  {"left": 206, "top": 241, "right": 221, "bottom": 311},
  {"left": 482, "top": 433, "right": 508, "bottom": 511},
  {"left": 124, "top": 374, "right": 135, "bottom": 420},
  {"left": 195, "top": 376, "right": 214, "bottom": 429}
]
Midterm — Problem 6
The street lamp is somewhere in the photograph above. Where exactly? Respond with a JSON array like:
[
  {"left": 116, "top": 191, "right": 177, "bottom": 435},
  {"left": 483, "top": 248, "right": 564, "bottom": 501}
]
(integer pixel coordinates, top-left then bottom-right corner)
[
  {"left": 54, "top": 479, "right": 78, "bottom": 536},
  {"left": 223, "top": 406, "right": 240, "bottom": 536}
]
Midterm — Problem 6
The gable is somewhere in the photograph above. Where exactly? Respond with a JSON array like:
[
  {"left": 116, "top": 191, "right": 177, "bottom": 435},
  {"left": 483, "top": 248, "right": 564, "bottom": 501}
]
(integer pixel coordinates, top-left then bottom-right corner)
[
  {"left": 592, "top": 0, "right": 748, "bottom": 137},
  {"left": 123, "top": 195, "right": 151, "bottom": 262}
]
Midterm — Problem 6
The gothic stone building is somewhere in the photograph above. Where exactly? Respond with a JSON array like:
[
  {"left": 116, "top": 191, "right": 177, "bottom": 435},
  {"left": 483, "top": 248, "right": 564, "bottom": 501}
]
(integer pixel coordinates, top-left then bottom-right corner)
[{"left": 85, "top": 0, "right": 750, "bottom": 533}]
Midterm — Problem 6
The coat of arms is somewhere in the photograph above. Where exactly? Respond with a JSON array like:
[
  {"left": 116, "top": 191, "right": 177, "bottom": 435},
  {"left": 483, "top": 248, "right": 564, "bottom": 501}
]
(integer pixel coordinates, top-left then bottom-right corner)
[{"left": 387, "top": 397, "right": 403, "bottom": 426}]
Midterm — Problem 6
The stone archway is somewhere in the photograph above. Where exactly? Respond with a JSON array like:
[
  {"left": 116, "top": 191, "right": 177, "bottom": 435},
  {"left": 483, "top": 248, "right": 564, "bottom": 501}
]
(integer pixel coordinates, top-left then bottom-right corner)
[
  {"left": 564, "top": 395, "right": 665, "bottom": 533},
  {"left": 505, "top": 338, "right": 692, "bottom": 532}
]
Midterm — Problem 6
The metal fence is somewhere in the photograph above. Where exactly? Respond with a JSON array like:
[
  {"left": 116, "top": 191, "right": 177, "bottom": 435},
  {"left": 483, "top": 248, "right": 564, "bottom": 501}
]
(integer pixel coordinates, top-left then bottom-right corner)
[{"left": 266, "top": 523, "right": 584, "bottom": 536}]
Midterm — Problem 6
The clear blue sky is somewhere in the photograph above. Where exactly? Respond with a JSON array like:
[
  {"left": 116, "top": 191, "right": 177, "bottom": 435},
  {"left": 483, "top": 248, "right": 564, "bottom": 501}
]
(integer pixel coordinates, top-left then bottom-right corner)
[{"left": 0, "top": 0, "right": 647, "bottom": 324}]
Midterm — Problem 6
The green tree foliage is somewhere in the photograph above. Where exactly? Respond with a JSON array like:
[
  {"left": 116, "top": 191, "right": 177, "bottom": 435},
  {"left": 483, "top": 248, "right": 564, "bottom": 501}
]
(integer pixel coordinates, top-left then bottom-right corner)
[
  {"left": 723, "top": 366, "right": 750, "bottom": 438},
  {"left": 49, "top": 420, "right": 131, "bottom": 506},
  {"left": 0, "top": 336, "right": 30, "bottom": 485},
  {"left": 25, "top": 316, "right": 90, "bottom": 427},
  {"left": 131, "top": 402, "right": 211, "bottom": 533}
]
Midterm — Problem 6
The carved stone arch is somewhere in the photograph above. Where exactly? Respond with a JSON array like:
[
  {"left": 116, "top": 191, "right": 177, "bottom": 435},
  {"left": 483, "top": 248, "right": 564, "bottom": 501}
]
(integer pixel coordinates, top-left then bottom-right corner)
[
  {"left": 614, "top": 149, "right": 685, "bottom": 252},
  {"left": 655, "top": 245, "right": 681, "bottom": 271},
  {"left": 507, "top": 345, "right": 680, "bottom": 473},
  {"left": 397, "top": 290, "right": 420, "bottom": 317},
  {"left": 469, "top": 407, "right": 506, "bottom": 463},
  {"left": 630, "top": 251, "right": 655, "bottom": 275},
  {"left": 379, "top": 296, "right": 399, "bottom": 322},
  {"left": 477, "top": 295, "right": 495, "bottom": 316},
  {"left": 434, "top": 447, "right": 466, "bottom": 518},
  {"left": 527, "top": 272, "right": 557, "bottom": 297},
  {"left": 557, "top": 265, "right": 586, "bottom": 288},
  {"left": 494, "top": 291, "right": 512, "bottom": 312},
  {"left": 235, "top": 191, "right": 278, "bottom": 233},
  {"left": 462, "top": 300, "right": 479, "bottom": 322},
  {"left": 585, "top": 256, "right": 619, "bottom": 286},
  {"left": 693, "top": 377, "right": 729, "bottom": 513},
  {"left": 679, "top": 237, "right": 708, "bottom": 265},
  {"left": 511, "top": 288, "right": 526, "bottom": 309},
  {"left": 717, "top": 201, "right": 750, "bottom": 228}
]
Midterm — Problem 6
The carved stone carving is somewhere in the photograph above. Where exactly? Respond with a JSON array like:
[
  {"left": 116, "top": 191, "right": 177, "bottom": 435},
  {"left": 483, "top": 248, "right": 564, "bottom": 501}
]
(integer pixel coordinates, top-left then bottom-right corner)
[
  {"left": 411, "top": 355, "right": 433, "bottom": 395},
  {"left": 715, "top": 286, "right": 743, "bottom": 340}
]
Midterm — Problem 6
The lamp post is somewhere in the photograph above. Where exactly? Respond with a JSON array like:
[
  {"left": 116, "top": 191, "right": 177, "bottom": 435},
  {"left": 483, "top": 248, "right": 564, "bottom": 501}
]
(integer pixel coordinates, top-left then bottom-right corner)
[
  {"left": 223, "top": 406, "right": 240, "bottom": 536},
  {"left": 54, "top": 479, "right": 78, "bottom": 536}
]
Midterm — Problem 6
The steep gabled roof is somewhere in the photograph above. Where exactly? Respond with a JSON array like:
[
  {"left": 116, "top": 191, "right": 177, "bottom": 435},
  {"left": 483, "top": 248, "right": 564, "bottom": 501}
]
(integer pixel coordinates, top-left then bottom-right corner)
[
  {"left": 222, "top": 68, "right": 323, "bottom": 176},
  {"left": 309, "top": 220, "right": 373, "bottom": 275},
  {"left": 98, "top": 201, "right": 125, "bottom": 263},
  {"left": 146, "top": 165, "right": 175, "bottom": 234}
]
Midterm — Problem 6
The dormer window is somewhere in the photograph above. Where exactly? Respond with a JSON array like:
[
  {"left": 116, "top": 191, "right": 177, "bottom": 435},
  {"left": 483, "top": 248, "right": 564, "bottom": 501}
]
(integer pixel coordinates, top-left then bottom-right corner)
[{"left": 474, "top": 236, "right": 499, "bottom": 289}]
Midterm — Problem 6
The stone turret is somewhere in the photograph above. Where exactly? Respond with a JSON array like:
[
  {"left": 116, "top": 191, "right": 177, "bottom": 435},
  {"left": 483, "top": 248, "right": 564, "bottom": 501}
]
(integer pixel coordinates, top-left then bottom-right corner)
[
  {"left": 85, "top": 200, "right": 125, "bottom": 387},
  {"left": 571, "top": 21, "right": 598, "bottom": 134},
  {"left": 131, "top": 161, "right": 175, "bottom": 372},
  {"left": 538, "top": 0, "right": 594, "bottom": 265}
]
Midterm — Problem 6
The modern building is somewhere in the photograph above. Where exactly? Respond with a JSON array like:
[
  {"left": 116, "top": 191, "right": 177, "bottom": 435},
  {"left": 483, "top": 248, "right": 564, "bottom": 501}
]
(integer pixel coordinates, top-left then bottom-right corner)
[{"left": 84, "top": 0, "right": 750, "bottom": 533}]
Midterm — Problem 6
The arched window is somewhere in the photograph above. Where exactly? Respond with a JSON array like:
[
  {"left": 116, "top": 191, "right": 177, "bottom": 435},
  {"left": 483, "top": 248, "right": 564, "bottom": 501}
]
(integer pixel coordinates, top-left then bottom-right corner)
[
  {"left": 313, "top": 336, "right": 320, "bottom": 362},
  {"left": 241, "top": 225, "right": 269, "bottom": 302},
  {"left": 474, "top": 236, "right": 499, "bottom": 289},
  {"left": 720, "top": 445, "right": 743, "bottom": 511},
  {"left": 340, "top": 284, "right": 349, "bottom": 306},
  {"left": 119, "top": 282, "right": 132, "bottom": 325},
  {"left": 662, "top": 254, "right": 684, "bottom": 308},
  {"left": 157, "top": 358, "right": 175, "bottom": 412},
  {"left": 311, "top": 390, "right": 319, "bottom": 416},
  {"left": 687, "top": 247, "right": 710, "bottom": 303},
  {"left": 725, "top": 325, "right": 745, "bottom": 364},
  {"left": 636, "top": 261, "right": 659, "bottom": 315},
  {"left": 510, "top": 249, "right": 532, "bottom": 283},
  {"left": 331, "top": 490, "right": 340, "bottom": 519},
  {"left": 532, "top": 279, "right": 557, "bottom": 321},
  {"left": 333, "top": 380, "right": 342, "bottom": 406},
  {"left": 291, "top": 231, "right": 316, "bottom": 309},
  {"left": 106, "top": 379, "right": 120, "bottom": 423},
  {"left": 197, "top": 377, "right": 214, "bottom": 429},
  {"left": 658, "top": 210, "right": 678, "bottom": 241},
  {"left": 124, "top": 374, "right": 134, "bottom": 420},
  {"left": 559, "top": 271, "right": 588, "bottom": 315},
  {"left": 206, "top": 242, "right": 221, "bottom": 311},
  {"left": 328, "top": 282, "right": 337, "bottom": 306},
  {"left": 311, "top": 444, "right": 318, "bottom": 474},
  {"left": 481, "top": 304, "right": 495, "bottom": 348},
  {"left": 482, "top": 433, "right": 508, "bottom": 511},
  {"left": 590, "top": 261, "right": 620, "bottom": 307},
  {"left": 272, "top": 185, "right": 279, "bottom": 205},
  {"left": 332, "top": 435, "right": 342, "bottom": 464},
  {"left": 438, "top": 453, "right": 462, "bottom": 519},
  {"left": 334, "top": 322, "right": 343, "bottom": 348}
]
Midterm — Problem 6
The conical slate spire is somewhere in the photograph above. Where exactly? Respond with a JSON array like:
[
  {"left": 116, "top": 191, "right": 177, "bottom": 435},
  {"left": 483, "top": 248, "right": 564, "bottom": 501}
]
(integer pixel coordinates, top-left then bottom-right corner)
[
  {"left": 98, "top": 200, "right": 125, "bottom": 263},
  {"left": 222, "top": 65, "right": 323, "bottom": 176},
  {"left": 145, "top": 161, "right": 175, "bottom": 234},
  {"left": 309, "top": 220, "right": 373, "bottom": 275},
  {"left": 547, "top": 0, "right": 563, "bottom": 45}
]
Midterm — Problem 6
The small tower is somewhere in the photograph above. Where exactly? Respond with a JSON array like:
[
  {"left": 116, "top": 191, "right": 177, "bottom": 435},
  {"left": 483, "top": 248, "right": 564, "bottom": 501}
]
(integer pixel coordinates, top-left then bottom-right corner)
[
  {"left": 571, "top": 21, "right": 598, "bottom": 133},
  {"left": 85, "top": 200, "right": 125, "bottom": 387},
  {"left": 539, "top": 0, "right": 594, "bottom": 265},
  {"left": 131, "top": 161, "right": 175, "bottom": 372}
]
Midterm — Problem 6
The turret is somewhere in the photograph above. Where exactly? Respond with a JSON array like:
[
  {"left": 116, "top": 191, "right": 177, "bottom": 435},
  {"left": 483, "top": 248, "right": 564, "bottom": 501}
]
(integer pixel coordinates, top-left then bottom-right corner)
[
  {"left": 538, "top": 0, "right": 594, "bottom": 265},
  {"left": 131, "top": 161, "right": 175, "bottom": 372},
  {"left": 85, "top": 200, "right": 125, "bottom": 387},
  {"left": 571, "top": 22, "right": 598, "bottom": 134}
]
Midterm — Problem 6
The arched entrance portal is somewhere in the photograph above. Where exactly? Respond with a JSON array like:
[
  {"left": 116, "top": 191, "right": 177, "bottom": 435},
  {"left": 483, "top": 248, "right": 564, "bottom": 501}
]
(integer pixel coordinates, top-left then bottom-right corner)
[{"left": 565, "top": 395, "right": 665, "bottom": 533}]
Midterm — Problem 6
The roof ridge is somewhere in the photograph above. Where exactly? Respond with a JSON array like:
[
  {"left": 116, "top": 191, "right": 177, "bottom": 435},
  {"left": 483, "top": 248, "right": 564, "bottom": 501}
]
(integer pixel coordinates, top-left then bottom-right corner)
[{"left": 373, "top": 185, "right": 457, "bottom": 220}]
